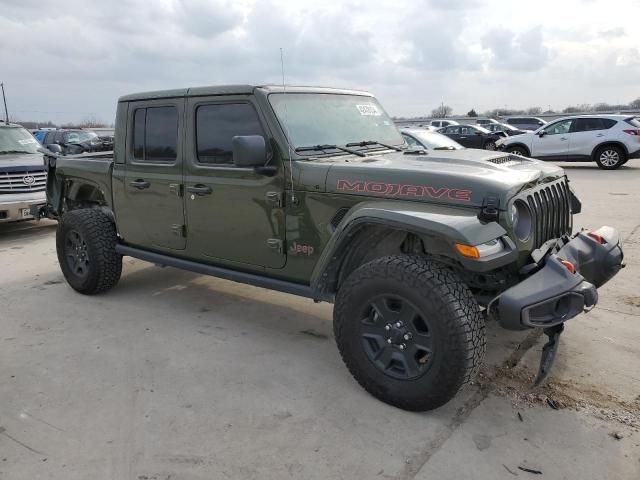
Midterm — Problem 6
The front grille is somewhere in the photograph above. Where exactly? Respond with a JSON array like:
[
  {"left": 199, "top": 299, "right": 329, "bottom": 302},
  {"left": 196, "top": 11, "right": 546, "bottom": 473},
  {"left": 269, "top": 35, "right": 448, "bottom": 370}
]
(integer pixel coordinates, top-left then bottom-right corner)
[
  {"left": 525, "top": 179, "right": 572, "bottom": 248},
  {"left": 0, "top": 167, "right": 47, "bottom": 194}
]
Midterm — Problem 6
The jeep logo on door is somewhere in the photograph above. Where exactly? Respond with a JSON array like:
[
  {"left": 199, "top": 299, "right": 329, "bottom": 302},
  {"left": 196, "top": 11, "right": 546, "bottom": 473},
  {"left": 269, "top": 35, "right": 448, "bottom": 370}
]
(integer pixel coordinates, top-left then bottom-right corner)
[
  {"left": 22, "top": 175, "right": 36, "bottom": 186},
  {"left": 336, "top": 179, "right": 472, "bottom": 202}
]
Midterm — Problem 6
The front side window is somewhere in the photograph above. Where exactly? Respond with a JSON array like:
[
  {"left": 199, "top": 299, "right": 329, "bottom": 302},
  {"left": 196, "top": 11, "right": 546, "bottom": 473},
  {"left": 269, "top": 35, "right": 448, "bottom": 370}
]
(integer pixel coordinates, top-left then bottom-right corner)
[
  {"left": 269, "top": 93, "right": 403, "bottom": 151},
  {"left": 196, "top": 103, "right": 265, "bottom": 165},
  {"left": 445, "top": 126, "right": 460, "bottom": 134},
  {"left": 132, "top": 106, "right": 178, "bottom": 162},
  {"left": 543, "top": 120, "right": 572, "bottom": 135}
]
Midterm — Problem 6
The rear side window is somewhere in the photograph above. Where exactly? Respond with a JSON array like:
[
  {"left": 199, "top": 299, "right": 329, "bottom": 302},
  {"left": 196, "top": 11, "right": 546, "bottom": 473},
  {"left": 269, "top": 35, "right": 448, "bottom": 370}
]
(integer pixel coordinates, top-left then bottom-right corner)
[
  {"left": 625, "top": 117, "right": 640, "bottom": 128},
  {"left": 132, "top": 106, "right": 178, "bottom": 162},
  {"left": 196, "top": 103, "right": 265, "bottom": 165},
  {"left": 572, "top": 118, "right": 617, "bottom": 132}
]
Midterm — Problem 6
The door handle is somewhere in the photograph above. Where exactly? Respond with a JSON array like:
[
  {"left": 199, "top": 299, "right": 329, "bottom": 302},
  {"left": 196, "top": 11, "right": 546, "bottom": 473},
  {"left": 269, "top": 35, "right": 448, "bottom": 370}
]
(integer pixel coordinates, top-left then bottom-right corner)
[
  {"left": 129, "top": 179, "right": 150, "bottom": 190},
  {"left": 186, "top": 184, "right": 212, "bottom": 195},
  {"left": 596, "top": 133, "right": 604, "bottom": 137},
  {"left": 560, "top": 137, "right": 568, "bottom": 141}
]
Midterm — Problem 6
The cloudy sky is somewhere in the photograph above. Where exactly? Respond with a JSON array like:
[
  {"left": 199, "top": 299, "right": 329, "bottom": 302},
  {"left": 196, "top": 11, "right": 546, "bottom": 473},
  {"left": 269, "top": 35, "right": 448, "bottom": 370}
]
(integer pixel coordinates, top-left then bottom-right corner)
[{"left": 1, "top": 0, "right": 638, "bottom": 124}]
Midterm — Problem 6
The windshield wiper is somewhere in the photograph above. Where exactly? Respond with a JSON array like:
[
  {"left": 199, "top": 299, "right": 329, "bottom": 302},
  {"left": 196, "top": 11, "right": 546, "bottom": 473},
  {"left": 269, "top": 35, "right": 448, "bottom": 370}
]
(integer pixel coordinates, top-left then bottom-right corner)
[
  {"left": 295, "top": 144, "right": 366, "bottom": 157},
  {"left": 345, "top": 140, "right": 402, "bottom": 152}
]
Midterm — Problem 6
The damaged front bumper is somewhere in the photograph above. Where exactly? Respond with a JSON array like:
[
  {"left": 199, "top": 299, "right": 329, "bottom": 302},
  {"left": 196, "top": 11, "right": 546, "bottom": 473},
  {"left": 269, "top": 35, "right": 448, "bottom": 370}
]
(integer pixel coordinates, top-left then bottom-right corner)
[
  {"left": 490, "top": 226, "right": 624, "bottom": 383},
  {"left": 493, "top": 226, "right": 623, "bottom": 331}
]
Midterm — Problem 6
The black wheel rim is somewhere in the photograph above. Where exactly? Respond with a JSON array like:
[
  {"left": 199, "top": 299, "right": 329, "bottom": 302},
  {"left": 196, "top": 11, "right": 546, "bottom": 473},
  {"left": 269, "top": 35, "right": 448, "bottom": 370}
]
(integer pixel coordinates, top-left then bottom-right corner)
[
  {"left": 65, "top": 229, "right": 90, "bottom": 278},
  {"left": 360, "top": 295, "right": 434, "bottom": 380}
]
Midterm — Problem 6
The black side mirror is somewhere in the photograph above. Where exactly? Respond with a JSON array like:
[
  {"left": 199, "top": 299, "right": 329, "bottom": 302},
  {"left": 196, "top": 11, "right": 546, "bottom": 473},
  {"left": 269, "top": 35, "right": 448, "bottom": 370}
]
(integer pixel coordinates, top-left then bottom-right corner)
[
  {"left": 538, "top": 130, "right": 546, "bottom": 137},
  {"left": 232, "top": 135, "right": 267, "bottom": 168},
  {"left": 45, "top": 144, "right": 63, "bottom": 154}
]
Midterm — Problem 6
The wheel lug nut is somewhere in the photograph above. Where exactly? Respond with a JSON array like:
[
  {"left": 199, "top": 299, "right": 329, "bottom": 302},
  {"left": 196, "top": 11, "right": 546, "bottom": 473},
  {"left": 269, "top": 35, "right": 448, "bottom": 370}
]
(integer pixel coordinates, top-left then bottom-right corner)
[
  {"left": 384, "top": 324, "right": 391, "bottom": 331},
  {"left": 399, "top": 344, "right": 406, "bottom": 350},
  {"left": 386, "top": 338, "right": 392, "bottom": 344},
  {"left": 395, "top": 321, "right": 402, "bottom": 328},
  {"left": 403, "top": 333, "right": 412, "bottom": 341}
]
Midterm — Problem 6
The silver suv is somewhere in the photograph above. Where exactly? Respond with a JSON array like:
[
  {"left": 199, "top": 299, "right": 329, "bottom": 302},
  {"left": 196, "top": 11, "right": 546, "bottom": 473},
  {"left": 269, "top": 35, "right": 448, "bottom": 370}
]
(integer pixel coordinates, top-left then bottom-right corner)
[
  {"left": 496, "top": 115, "right": 640, "bottom": 170},
  {"left": 0, "top": 122, "right": 47, "bottom": 222}
]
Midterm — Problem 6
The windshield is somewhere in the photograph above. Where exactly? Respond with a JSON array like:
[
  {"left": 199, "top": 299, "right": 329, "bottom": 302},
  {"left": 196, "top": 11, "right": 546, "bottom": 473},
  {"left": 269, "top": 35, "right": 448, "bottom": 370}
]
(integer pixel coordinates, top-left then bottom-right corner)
[
  {"left": 0, "top": 127, "right": 41, "bottom": 154},
  {"left": 269, "top": 93, "right": 403, "bottom": 152},
  {"left": 409, "top": 130, "right": 463, "bottom": 149},
  {"left": 66, "top": 131, "right": 98, "bottom": 143}
]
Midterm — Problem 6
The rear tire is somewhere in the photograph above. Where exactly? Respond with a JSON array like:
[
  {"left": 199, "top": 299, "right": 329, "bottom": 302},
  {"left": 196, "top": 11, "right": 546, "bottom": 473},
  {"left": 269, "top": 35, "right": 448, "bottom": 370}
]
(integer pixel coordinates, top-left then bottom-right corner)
[
  {"left": 333, "top": 255, "right": 485, "bottom": 411},
  {"left": 56, "top": 208, "right": 122, "bottom": 295},
  {"left": 595, "top": 145, "right": 625, "bottom": 170}
]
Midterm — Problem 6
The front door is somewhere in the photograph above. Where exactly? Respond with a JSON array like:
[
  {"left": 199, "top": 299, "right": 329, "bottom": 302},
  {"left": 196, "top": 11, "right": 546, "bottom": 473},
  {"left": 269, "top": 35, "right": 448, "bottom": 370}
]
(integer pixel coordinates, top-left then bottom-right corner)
[
  {"left": 530, "top": 119, "right": 573, "bottom": 160},
  {"left": 117, "top": 100, "right": 186, "bottom": 251},
  {"left": 183, "top": 97, "right": 285, "bottom": 269}
]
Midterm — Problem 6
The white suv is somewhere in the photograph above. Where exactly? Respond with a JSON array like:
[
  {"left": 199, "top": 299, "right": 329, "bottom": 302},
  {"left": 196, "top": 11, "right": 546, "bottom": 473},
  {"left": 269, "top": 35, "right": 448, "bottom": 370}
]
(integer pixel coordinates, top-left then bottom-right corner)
[{"left": 496, "top": 115, "right": 640, "bottom": 169}]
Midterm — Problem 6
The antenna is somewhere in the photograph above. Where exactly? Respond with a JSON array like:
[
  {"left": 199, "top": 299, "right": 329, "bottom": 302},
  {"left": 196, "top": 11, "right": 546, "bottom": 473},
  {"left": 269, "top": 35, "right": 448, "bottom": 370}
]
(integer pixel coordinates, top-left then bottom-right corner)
[
  {"left": 280, "top": 48, "right": 296, "bottom": 203},
  {"left": 1, "top": 82, "right": 8, "bottom": 124}
]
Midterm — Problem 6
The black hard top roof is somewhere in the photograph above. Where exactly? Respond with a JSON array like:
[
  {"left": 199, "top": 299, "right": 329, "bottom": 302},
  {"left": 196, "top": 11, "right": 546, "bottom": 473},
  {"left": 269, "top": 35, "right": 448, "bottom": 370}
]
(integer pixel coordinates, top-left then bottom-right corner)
[{"left": 118, "top": 85, "right": 373, "bottom": 102}]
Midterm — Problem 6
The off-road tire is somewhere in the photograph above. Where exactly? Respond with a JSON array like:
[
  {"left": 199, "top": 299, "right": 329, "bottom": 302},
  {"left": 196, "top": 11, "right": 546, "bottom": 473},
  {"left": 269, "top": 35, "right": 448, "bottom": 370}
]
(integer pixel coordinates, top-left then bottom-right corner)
[
  {"left": 484, "top": 141, "right": 497, "bottom": 151},
  {"left": 595, "top": 145, "right": 625, "bottom": 170},
  {"left": 56, "top": 208, "right": 122, "bottom": 295},
  {"left": 333, "top": 255, "right": 485, "bottom": 411},
  {"left": 507, "top": 145, "right": 529, "bottom": 157}
]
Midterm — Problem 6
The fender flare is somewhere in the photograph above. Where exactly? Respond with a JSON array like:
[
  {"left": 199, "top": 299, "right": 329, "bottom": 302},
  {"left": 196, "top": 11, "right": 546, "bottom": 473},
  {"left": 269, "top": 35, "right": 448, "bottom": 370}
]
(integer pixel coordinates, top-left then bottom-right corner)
[{"left": 310, "top": 201, "right": 516, "bottom": 300}]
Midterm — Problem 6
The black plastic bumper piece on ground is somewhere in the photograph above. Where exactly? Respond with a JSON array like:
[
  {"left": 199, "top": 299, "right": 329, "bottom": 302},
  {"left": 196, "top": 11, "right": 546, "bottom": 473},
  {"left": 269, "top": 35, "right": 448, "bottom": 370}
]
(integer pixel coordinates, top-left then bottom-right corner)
[
  {"left": 494, "top": 226, "right": 624, "bottom": 331},
  {"left": 534, "top": 324, "right": 564, "bottom": 386}
]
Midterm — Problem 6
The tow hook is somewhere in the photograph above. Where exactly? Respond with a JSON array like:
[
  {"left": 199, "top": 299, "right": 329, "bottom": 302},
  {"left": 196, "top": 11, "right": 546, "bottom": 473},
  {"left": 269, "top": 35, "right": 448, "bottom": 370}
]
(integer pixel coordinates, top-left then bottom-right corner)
[{"left": 534, "top": 323, "right": 564, "bottom": 386}]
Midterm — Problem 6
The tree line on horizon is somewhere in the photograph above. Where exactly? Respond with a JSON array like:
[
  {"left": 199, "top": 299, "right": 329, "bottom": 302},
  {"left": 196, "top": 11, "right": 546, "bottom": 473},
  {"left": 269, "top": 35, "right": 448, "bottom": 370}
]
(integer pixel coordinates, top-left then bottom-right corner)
[{"left": 394, "top": 97, "right": 640, "bottom": 120}]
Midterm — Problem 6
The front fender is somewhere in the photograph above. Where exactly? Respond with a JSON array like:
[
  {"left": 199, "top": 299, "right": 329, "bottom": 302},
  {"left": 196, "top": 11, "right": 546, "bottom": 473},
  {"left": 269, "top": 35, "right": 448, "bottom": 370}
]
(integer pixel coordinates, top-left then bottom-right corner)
[{"left": 310, "top": 201, "right": 517, "bottom": 299}]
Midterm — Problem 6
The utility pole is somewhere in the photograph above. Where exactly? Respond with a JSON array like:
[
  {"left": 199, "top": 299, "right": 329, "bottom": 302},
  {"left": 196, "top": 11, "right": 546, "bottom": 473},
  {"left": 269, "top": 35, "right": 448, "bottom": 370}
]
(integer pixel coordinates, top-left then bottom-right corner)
[{"left": 1, "top": 82, "right": 9, "bottom": 123}]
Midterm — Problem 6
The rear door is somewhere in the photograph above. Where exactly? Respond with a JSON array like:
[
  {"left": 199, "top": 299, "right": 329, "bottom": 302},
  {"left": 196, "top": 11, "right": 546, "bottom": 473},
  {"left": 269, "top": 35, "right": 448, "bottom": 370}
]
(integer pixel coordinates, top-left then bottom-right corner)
[
  {"left": 568, "top": 118, "right": 615, "bottom": 158},
  {"left": 117, "top": 100, "right": 186, "bottom": 251},
  {"left": 183, "top": 96, "right": 285, "bottom": 269},
  {"left": 459, "top": 126, "right": 482, "bottom": 148},
  {"left": 530, "top": 119, "right": 572, "bottom": 160},
  {"left": 443, "top": 125, "right": 463, "bottom": 144}
]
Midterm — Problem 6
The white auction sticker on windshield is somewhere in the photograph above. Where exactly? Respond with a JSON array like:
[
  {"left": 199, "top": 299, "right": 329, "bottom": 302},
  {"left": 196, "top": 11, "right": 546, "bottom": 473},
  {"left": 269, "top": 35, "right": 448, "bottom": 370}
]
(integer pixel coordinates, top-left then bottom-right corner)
[
  {"left": 18, "top": 139, "right": 37, "bottom": 145},
  {"left": 356, "top": 104, "right": 381, "bottom": 116}
]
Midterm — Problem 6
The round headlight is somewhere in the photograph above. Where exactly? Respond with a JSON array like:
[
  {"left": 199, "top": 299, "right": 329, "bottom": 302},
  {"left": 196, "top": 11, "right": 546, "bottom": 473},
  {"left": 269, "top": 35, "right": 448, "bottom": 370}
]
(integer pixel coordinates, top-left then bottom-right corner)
[{"left": 512, "top": 200, "right": 532, "bottom": 241}]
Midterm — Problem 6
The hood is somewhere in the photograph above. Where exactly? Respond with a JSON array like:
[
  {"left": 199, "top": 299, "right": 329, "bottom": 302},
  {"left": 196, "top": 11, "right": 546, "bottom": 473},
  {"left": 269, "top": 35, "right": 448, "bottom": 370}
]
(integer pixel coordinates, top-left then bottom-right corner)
[
  {"left": 0, "top": 152, "right": 45, "bottom": 170},
  {"left": 316, "top": 149, "right": 564, "bottom": 209}
]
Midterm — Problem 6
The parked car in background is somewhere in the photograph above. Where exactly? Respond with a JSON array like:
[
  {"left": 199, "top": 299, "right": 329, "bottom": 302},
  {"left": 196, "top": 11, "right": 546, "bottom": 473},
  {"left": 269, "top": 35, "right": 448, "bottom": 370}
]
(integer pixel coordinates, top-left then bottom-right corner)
[
  {"left": 438, "top": 124, "right": 501, "bottom": 150},
  {"left": 504, "top": 116, "right": 546, "bottom": 131},
  {"left": 475, "top": 118, "right": 500, "bottom": 126},
  {"left": 41, "top": 129, "right": 103, "bottom": 155},
  {"left": 0, "top": 122, "right": 46, "bottom": 223},
  {"left": 484, "top": 122, "right": 529, "bottom": 137},
  {"left": 497, "top": 115, "right": 640, "bottom": 169},
  {"left": 429, "top": 119, "right": 459, "bottom": 128},
  {"left": 400, "top": 128, "right": 464, "bottom": 150}
]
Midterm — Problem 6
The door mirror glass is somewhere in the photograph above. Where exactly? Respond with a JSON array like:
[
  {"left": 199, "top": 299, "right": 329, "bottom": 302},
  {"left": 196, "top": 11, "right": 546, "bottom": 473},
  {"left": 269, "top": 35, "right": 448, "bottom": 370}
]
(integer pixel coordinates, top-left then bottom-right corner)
[{"left": 232, "top": 135, "right": 267, "bottom": 168}]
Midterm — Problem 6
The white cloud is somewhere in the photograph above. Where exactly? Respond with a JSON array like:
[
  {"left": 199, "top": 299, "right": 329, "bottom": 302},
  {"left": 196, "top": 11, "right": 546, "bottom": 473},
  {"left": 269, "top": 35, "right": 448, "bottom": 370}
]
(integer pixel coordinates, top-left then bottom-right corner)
[{"left": 0, "top": 0, "right": 638, "bottom": 123}]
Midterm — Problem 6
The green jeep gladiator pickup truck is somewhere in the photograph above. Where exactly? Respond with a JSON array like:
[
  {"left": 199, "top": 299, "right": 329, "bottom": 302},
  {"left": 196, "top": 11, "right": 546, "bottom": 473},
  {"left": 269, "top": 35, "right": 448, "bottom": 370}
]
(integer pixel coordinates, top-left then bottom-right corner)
[{"left": 40, "top": 85, "right": 624, "bottom": 411}]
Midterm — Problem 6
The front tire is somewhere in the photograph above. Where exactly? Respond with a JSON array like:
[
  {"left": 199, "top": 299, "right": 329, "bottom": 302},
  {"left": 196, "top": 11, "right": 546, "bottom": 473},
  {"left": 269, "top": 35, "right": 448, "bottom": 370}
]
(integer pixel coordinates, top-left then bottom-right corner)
[
  {"left": 595, "top": 145, "right": 625, "bottom": 170},
  {"left": 507, "top": 145, "right": 529, "bottom": 157},
  {"left": 56, "top": 209, "right": 122, "bottom": 295},
  {"left": 484, "top": 141, "right": 497, "bottom": 151},
  {"left": 333, "top": 256, "right": 485, "bottom": 411}
]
